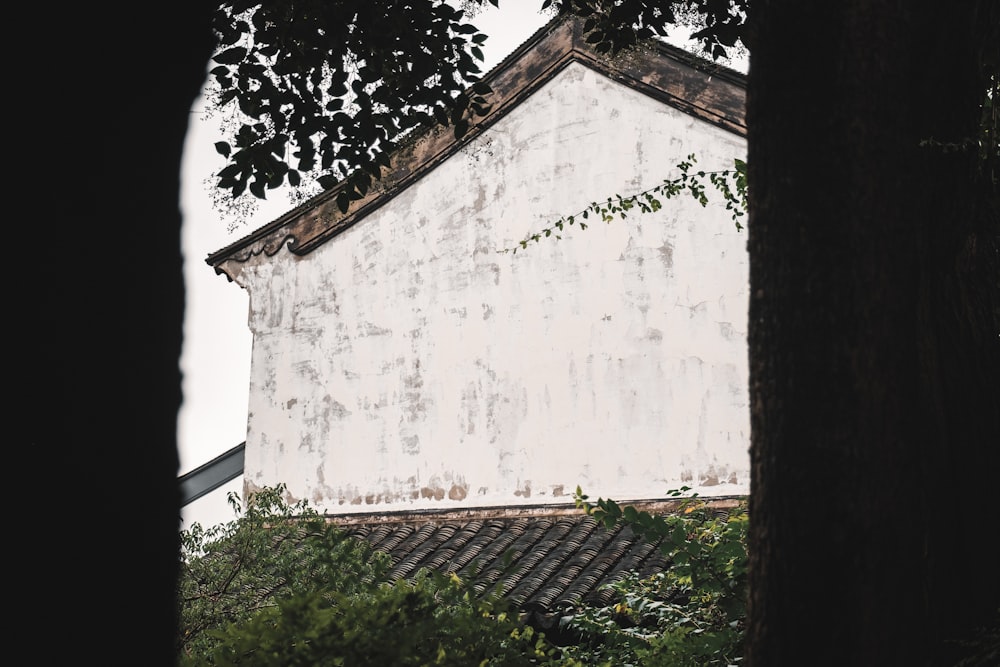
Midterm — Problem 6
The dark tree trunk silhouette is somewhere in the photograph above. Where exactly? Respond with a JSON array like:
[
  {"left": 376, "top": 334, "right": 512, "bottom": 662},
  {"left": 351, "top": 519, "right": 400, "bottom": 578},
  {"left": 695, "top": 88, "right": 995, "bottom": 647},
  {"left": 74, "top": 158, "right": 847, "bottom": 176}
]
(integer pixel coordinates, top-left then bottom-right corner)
[
  {"left": 745, "top": 2, "right": 1000, "bottom": 665},
  {"left": 21, "top": 3, "right": 214, "bottom": 664}
]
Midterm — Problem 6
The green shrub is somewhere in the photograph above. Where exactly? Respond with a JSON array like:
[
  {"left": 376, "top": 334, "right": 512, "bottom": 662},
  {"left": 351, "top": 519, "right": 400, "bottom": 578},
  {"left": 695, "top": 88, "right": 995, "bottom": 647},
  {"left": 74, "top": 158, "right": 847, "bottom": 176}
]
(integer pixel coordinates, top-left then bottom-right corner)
[
  {"left": 177, "top": 485, "right": 390, "bottom": 662},
  {"left": 177, "top": 485, "right": 575, "bottom": 666},
  {"left": 559, "top": 488, "right": 748, "bottom": 666},
  {"left": 202, "top": 570, "right": 565, "bottom": 666},
  {"left": 178, "top": 484, "right": 747, "bottom": 665}
]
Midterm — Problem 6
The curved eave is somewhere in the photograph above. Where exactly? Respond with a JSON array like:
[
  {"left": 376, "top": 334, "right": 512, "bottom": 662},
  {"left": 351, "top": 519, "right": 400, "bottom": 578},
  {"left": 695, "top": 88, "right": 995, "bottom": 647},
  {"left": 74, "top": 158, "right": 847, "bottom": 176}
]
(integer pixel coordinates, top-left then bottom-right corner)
[{"left": 206, "top": 15, "right": 746, "bottom": 279}]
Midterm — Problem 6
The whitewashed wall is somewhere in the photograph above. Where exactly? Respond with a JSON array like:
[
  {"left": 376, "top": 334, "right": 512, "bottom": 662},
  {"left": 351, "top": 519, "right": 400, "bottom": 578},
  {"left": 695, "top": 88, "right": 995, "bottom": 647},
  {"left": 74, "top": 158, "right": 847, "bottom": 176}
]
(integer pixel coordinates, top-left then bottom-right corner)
[{"left": 231, "top": 62, "right": 749, "bottom": 513}]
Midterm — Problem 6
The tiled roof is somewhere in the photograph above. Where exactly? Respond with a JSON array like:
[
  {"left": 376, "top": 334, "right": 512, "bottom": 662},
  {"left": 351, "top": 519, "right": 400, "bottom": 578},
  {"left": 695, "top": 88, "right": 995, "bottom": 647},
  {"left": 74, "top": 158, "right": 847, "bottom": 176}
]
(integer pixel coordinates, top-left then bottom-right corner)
[{"left": 333, "top": 497, "right": 743, "bottom": 632}]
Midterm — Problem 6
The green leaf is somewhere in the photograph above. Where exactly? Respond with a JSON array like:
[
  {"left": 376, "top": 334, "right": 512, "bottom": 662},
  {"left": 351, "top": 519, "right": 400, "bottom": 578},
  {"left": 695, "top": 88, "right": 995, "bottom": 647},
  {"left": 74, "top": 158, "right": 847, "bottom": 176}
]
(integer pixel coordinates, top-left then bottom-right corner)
[
  {"left": 353, "top": 173, "right": 370, "bottom": 196},
  {"left": 604, "top": 499, "right": 622, "bottom": 519},
  {"left": 249, "top": 178, "right": 266, "bottom": 199},
  {"left": 433, "top": 105, "right": 450, "bottom": 126},
  {"left": 363, "top": 160, "right": 382, "bottom": 179},
  {"left": 336, "top": 190, "right": 350, "bottom": 214},
  {"left": 217, "top": 163, "right": 241, "bottom": 179},
  {"left": 214, "top": 142, "right": 231, "bottom": 158},
  {"left": 213, "top": 46, "right": 247, "bottom": 65}
]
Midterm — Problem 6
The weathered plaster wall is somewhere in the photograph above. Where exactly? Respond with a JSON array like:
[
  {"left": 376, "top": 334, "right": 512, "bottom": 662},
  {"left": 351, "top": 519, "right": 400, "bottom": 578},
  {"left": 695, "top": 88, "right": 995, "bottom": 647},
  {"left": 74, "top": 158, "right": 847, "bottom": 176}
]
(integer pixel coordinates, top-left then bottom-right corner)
[{"left": 234, "top": 62, "right": 749, "bottom": 513}]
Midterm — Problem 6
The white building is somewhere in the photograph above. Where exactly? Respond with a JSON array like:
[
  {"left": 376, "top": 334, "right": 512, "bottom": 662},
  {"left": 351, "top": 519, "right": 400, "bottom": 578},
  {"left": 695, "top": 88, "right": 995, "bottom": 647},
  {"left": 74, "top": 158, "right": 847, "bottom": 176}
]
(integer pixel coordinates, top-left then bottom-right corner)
[{"left": 207, "top": 15, "right": 748, "bottom": 516}]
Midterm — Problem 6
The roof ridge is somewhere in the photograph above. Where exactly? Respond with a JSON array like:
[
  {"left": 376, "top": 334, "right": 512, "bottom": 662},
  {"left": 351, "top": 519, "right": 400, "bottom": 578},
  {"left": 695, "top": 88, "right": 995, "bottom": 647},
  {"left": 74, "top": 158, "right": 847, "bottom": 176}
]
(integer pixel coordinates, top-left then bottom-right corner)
[{"left": 327, "top": 496, "right": 745, "bottom": 526}]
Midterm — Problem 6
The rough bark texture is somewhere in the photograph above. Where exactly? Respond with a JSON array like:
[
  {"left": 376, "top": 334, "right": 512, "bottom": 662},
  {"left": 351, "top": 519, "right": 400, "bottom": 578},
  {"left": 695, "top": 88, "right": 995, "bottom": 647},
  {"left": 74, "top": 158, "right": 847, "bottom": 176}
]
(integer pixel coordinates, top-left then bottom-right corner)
[
  {"left": 745, "top": 2, "right": 1000, "bottom": 665},
  {"left": 19, "top": 3, "right": 213, "bottom": 663}
]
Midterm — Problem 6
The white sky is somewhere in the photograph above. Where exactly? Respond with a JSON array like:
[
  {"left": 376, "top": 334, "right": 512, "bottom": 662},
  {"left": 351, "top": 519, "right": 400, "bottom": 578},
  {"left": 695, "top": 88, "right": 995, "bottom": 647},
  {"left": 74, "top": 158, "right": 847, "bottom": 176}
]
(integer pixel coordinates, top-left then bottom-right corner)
[{"left": 177, "top": 3, "right": 745, "bottom": 528}]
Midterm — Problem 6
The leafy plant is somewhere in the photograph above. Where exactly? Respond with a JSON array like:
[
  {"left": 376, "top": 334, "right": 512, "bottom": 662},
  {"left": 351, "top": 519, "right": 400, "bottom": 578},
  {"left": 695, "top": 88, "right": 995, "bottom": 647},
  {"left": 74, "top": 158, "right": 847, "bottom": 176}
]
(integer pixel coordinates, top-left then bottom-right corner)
[
  {"left": 202, "top": 570, "right": 573, "bottom": 666},
  {"left": 177, "top": 485, "right": 578, "bottom": 666},
  {"left": 208, "top": 0, "right": 502, "bottom": 218},
  {"left": 177, "top": 484, "right": 390, "bottom": 661},
  {"left": 560, "top": 487, "right": 748, "bottom": 666},
  {"left": 178, "top": 484, "right": 749, "bottom": 665},
  {"left": 502, "top": 154, "right": 747, "bottom": 254},
  {"left": 206, "top": 1, "right": 750, "bottom": 216}
]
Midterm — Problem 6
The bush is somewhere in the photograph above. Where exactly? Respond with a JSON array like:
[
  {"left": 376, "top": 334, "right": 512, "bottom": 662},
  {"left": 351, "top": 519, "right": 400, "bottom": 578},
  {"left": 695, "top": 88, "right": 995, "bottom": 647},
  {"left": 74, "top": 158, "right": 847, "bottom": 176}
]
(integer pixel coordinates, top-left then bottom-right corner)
[
  {"left": 202, "top": 571, "right": 564, "bottom": 666},
  {"left": 178, "top": 484, "right": 748, "bottom": 665},
  {"left": 177, "top": 485, "right": 574, "bottom": 666},
  {"left": 559, "top": 488, "right": 748, "bottom": 666},
  {"left": 178, "top": 485, "right": 390, "bottom": 661}
]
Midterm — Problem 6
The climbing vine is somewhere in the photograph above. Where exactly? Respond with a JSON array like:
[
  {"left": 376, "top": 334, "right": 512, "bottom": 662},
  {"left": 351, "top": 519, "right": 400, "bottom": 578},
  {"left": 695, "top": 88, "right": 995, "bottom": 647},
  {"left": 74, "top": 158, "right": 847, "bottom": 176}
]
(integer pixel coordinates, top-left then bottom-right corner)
[
  {"left": 501, "top": 154, "right": 747, "bottom": 254},
  {"left": 564, "top": 486, "right": 749, "bottom": 666}
]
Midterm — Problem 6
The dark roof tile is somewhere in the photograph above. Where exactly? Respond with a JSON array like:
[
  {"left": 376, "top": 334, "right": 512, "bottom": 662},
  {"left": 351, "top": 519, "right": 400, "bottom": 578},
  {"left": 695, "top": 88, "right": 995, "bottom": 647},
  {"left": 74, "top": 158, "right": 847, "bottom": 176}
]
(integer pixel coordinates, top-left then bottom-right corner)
[{"left": 334, "top": 498, "right": 743, "bottom": 622}]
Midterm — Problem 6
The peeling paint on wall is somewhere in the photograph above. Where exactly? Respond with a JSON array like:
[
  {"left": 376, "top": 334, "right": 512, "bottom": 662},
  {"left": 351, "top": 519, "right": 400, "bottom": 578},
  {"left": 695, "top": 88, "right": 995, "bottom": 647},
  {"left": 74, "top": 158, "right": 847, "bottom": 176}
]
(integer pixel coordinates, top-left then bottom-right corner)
[{"left": 237, "top": 61, "right": 749, "bottom": 514}]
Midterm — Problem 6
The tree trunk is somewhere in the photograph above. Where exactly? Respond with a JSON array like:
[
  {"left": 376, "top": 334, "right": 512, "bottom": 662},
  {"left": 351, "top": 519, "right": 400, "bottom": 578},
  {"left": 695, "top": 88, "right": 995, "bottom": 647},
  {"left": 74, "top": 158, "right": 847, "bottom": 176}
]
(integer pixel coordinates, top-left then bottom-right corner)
[
  {"left": 745, "top": 2, "right": 1000, "bottom": 665},
  {"left": 18, "top": 3, "right": 214, "bottom": 663}
]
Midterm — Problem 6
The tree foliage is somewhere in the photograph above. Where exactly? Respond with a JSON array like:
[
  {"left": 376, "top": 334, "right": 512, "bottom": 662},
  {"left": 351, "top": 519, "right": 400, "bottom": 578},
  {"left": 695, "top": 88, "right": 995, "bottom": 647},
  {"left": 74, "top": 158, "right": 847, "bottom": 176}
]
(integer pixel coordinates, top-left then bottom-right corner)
[
  {"left": 177, "top": 485, "right": 577, "bottom": 666},
  {"left": 177, "top": 485, "right": 390, "bottom": 660},
  {"left": 177, "top": 485, "right": 756, "bottom": 666},
  {"left": 209, "top": 0, "right": 502, "bottom": 215},
  {"left": 563, "top": 487, "right": 748, "bottom": 666},
  {"left": 550, "top": 0, "right": 747, "bottom": 58},
  {"left": 206, "top": 1, "right": 750, "bottom": 221},
  {"left": 200, "top": 573, "right": 569, "bottom": 666}
]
